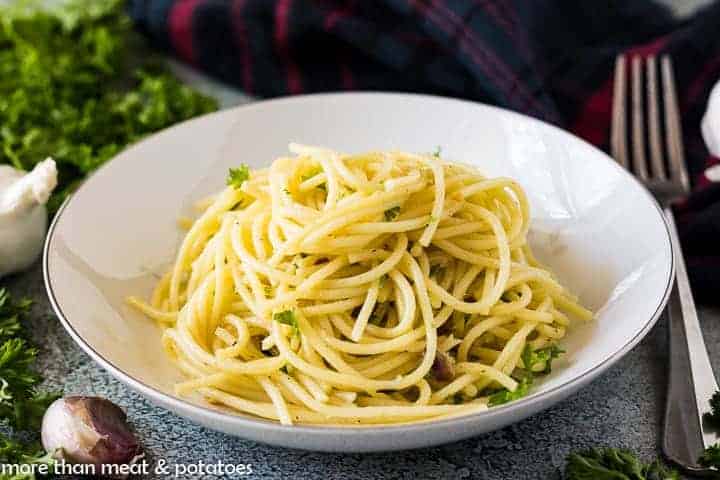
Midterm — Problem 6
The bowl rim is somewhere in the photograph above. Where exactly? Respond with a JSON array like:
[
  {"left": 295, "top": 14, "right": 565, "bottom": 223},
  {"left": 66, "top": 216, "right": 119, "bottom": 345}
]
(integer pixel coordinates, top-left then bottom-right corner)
[{"left": 42, "top": 91, "right": 675, "bottom": 439}]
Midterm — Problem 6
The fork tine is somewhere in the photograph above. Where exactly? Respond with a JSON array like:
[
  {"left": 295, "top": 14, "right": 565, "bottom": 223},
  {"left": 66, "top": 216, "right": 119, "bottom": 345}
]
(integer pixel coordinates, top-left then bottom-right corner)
[
  {"left": 611, "top": 55, "right": 629, "bottom": 169},
  {"left": 646, "top": 56, "right": 666, "bottom": 179},
  {"left": 631, "top": 56, "right": 648, "bottom": 179},
  {"left": 661, "top": 55, "right": 690, "bottom": 193}
]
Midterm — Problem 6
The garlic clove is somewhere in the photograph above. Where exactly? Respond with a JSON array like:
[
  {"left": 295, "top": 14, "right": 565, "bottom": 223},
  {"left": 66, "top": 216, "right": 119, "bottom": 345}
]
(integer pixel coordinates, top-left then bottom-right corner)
[
  {"left": 41, "top": 396, "right": 142, "bottom": 476},
  {"left": 703, "top": 81, "right": 720, "bottom": 158},
  {"left": 0, "top": 158, "right": 57, "bottom": 278},
  {"left": 0, "top": 158, "right": 57, "bottom": 214}
]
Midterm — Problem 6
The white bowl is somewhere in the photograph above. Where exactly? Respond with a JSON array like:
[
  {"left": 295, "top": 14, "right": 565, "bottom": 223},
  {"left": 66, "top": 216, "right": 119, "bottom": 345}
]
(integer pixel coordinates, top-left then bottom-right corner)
[{"left": 44, "top": 93, "right": 673, "bottom": 452}]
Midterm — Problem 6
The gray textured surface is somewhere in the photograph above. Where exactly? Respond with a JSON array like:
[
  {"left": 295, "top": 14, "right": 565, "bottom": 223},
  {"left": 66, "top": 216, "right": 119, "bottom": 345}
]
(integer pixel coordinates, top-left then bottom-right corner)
[{"left": 8, "top": 261, "right": 720, "bottom": 479}]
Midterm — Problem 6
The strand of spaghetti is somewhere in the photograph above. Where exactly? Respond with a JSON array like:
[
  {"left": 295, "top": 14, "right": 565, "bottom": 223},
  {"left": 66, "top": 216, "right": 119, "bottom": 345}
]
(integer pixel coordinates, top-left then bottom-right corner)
[
  {"left": 320, "top": 234, "right": 407, "bottom": 288},
  {"left": 167, "top": 326, "right": 285, "bottom": 375},
  {"left": 358, "top": 353, "right": 419, "bottom": 379},
  {"left": 126, "top": 297, "right": 176, "bottom": 324},
  {"left": 230, "top": 223, "right": 303, "bottom": 286},
  {"left": 199, "top": 387, "right": 353, "bottom": 424},
  {"left": 168, "top": 187, "right": 241, "bottom": 310},
  {"left": 350, "top": 279, "right": 380, "bottom": 341},
  {"left": 275, "top": 373, "right": 477, "bottom": 419},
  {"left": 457, "top": 316, "right": 514, "bottom": 362},
  {"left": 258, "top": 377, "right": 292, "bottom": 425},
  {"left": 210, "top": 219, "right": 231, "bottom": 331},
  {"left": 461, "top": 204, "right": 511, "bottom": 313},
  {"left": 418, "top": 155, "right": 445, "bottom": 246},
  {"left": 322, "top": 327, "right": 425, "bottom": 355},
  {"left": 296, "top": 373, "right": 330, "bottom": 403},
  {"left": 272, "top": 183, "right": 424, "bottom": 260},
  {"left": 263, "top": 256, "right": 348, "bottom": 312}
]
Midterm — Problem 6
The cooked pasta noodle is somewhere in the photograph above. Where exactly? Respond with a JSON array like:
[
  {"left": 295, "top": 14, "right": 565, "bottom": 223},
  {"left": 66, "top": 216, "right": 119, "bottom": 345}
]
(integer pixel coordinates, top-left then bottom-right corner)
[{"left": 128, "top": 144, "right": 592, "bottom": 425}]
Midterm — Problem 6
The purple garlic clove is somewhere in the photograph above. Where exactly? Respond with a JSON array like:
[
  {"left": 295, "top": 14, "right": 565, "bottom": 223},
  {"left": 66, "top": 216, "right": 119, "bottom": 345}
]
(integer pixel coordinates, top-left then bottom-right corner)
[{"left": 41, "top": 396, "right": 142, "bottom": 475}]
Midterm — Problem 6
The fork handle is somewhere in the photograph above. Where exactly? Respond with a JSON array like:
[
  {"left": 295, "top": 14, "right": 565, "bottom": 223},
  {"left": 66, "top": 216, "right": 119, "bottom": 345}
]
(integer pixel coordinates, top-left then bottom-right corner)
[{"left": 662, "top": 207, "right": 719, "bottom": 472}]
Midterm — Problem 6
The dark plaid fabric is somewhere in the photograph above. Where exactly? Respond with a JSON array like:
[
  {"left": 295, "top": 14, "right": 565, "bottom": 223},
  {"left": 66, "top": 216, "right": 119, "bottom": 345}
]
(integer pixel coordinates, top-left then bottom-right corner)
[{"left": 129, "top": 0, "right": 720, "bottom": 302}]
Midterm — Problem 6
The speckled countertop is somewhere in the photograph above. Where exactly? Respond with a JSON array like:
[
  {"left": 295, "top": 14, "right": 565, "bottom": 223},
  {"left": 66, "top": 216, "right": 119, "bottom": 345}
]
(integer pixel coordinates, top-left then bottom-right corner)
[{"left": 7, "top": 25, "right": 720, "bottom": 475}]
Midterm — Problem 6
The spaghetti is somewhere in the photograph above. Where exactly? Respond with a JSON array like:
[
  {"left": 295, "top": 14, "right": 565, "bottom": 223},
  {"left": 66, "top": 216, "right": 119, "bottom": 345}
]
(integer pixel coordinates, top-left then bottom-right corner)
[{"left": 129, "top": 144, "right": 592, "bottom": 425}]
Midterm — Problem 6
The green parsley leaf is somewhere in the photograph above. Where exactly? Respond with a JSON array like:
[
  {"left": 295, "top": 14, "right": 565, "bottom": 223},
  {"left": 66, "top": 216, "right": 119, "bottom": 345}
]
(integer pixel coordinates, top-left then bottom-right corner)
[
  {"left": 384, "top": 206, "right": 401, "bottom": 221},
  {"left": 565, "top": 448, "right": 678, "bottom": 480},
  {"left": 0, "top": 437, "right": 56, "bottom": 472},
  {"left": 226, "top": 165, "right": 250, "bottom": 188},
  {"left": 700, "top": 443, "right": 720, "bottom": 469},
  {"left": 273, "top": 310, "right": 299, "bottom": 335},
  {"left": 704, "top": 390, "right": 720, "bottom": 429},
  {"left": 0, "top": 290, "right": 27, "bottom": 343},
  {"left": 432, "top": 146, "right": 442, "bottom": 158},
  {"left": 521, "top": 344, "right": 564, "bottom": 374},
  {"left": 487, "top": 374, "right": 532, "bottom": 407}
]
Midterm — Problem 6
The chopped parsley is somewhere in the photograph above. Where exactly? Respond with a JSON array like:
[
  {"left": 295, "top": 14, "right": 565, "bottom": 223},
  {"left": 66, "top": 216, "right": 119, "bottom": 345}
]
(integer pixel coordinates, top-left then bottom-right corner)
[
  {"left": 432, "top": 146, "right": 442, "bottom": 158},
  {"left": 487, "top": 374, "right": 532, "bottom": 407},
  {"left": 700, "top": 443, "right": 720, "bottom": 469},
  {"left": 384, "top": 206, "right": 401, "bottom": 221},
  {"left": 486, "top": 345, "right": 564, "bottom": 407},
  {"left": 273, "top": 310, "right": 299, "bottom": 335},
  {"left": 700, "top": 390, "right": 720, "bottom": 468},
  {"left": 565, "top": 448, "right": 678, "bottom": 480},
  {"left": 521, "top": 344, "right": 564, "bottom": 374},
  {"left": 704, "top": 389, "right": 720, "bottom": 429},
  {"left": 226, "top": 165, "right": 250, "bottom": 188}
]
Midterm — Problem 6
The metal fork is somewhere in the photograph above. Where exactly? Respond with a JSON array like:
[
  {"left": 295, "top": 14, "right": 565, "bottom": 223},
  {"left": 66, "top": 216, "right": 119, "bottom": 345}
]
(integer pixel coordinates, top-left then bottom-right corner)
[{"left": 612, "top": 54, "right": 718, "bottom": 474}]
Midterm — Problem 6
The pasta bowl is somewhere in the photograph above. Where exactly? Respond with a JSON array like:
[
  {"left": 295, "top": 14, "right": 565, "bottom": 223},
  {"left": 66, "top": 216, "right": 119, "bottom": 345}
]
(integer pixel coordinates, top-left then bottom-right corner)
[{"left": 44, "top": 93, "right": 673, "bottom": 452}]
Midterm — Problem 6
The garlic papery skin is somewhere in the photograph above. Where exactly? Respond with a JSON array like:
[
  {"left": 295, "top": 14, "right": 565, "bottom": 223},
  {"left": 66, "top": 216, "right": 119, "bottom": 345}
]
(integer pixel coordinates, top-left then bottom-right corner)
[{"left": 0, "top": 158, "right": 57, "bottom": 278}]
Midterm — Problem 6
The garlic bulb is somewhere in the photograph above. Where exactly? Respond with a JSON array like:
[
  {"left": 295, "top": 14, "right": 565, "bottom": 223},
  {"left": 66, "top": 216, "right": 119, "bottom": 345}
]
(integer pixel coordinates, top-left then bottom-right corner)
[
  {"left": 702, "top": 80, "right": 720, "bottom": 158},
  {"left": 41, "top": 396, "right": 142, "bottom": 474},
  {"left": 0, "top": 159, "right": 57, "bottom": 278}
]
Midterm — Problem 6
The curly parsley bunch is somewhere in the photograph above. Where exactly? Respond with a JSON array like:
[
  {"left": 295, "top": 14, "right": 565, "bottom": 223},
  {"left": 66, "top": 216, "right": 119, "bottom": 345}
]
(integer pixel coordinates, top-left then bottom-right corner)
[{"left": 0, "top": 0, "right": 218, "bottom": 213}]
